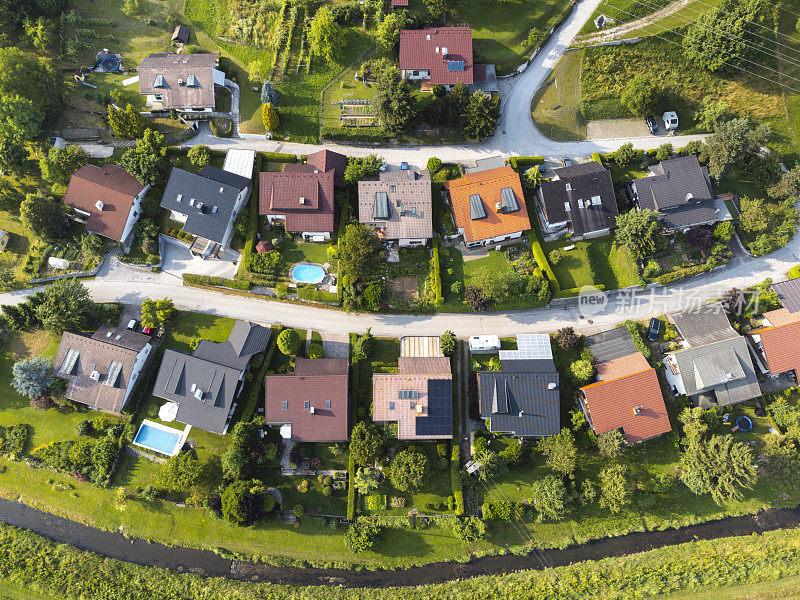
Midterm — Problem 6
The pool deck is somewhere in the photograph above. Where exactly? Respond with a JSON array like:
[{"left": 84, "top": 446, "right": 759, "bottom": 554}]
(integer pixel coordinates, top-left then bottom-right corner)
[{"left": 133, "top": 420, "right": 192, "bottom": 457}]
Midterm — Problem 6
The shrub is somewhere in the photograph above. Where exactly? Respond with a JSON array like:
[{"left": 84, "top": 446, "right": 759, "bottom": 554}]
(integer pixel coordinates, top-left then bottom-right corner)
[
  {"left": 75, "top": 419, "right": 92, "bottom": 437},
  {"left": 614, "top": 143, "right": 638, "bottom": 168},
  {"left": 293, "top": 504, "right": 303, "bottom": 517},
  {"left": 277, "top": 329, "right": 301, "bottom": 356},
  {"left": 429, "top": 239, "right": 444, "bottom": 307},
  {"left": 322, "top": 485, "right": 333, "bottom": 496},
  {"left": 426, "top": 157, "right": 443, "bottom": 174},
  {"left": 307, "top": 342, "right": 323, "bottom": 359},
  {"left": 548, "top": 249, "right": 562, "bottom": 265},
  {"left": 554, "top": 327, "right": 580, "bottom": 350},
  {"left": 182, "top": 274, "right": 251, "bottom": 290},
  {"left": 507, "top": 156, "right": 545, "bottom": 170},
  {"left": 259, "top": 151, "right": 297, "bottom": 163},
  {"left": 440, "top": 330, "right": 457, "bottom": 356},
  {"left": 345, "top": 519, "right": 382, "bottom": 552},
  {"left": 210, "top": 117, "right": 232, "bottom": 138}
]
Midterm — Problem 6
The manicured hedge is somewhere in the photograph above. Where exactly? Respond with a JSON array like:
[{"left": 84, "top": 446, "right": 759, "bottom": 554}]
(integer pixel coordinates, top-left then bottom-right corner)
[
  {"left": 240, "top": 329, "right": 279, "bottom": 422},
  {"left": 183, "top": 273, "right": 252, "bottom": 290},
  {"left": 591, "top": 152, "right": 603, "bottom": 164},
  {"left": 507, "top": 156, "right": 545, "bottom": 171},
  {"left": 451, "top": 444, "right": 464, "bottom": 516},
  {"left": 526, "top": 230, "right": 560, "bottom": 292},
  {"left": 297, "top": 288, "right": 339, "bottom": 304},
  {"left": 655, "top": 263, "right": 713, "bottom": 285},
  {"left": 237, "top": 155, "right": 263, "bottom": 279},
  {"left": 430, "top": 239, "right": 444, "bottom": 307},
  {"left": 258, "top": 151, "right": 297, "bottom": 163},
  {"left": 321, "top": 126, "right": 389, "bottom": 143},
  {"left": 553, "top": 283, "right": 606, "bottom": 299},
  {"left": 347, "top": 332, "right": 359, "bottom": 521},
  {"left": 789, "top": 264, "right": 800, "bottom": 279}
]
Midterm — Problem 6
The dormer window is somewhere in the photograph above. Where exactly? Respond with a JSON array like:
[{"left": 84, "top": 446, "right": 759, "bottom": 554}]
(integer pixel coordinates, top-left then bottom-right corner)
[{"left": 565, "top": 182, "right": 572, "bottom": 191}]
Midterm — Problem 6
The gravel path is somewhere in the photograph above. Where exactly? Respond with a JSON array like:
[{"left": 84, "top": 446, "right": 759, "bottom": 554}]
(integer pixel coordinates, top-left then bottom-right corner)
[{"left": 575, "top": 0, "right": 692, "bottom": 45}]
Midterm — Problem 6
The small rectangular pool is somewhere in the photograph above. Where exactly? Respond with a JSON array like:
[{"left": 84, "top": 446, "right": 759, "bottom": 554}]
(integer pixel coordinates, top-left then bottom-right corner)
[{"left": 133, "top": 420, "right": 187, "bottom": 456}]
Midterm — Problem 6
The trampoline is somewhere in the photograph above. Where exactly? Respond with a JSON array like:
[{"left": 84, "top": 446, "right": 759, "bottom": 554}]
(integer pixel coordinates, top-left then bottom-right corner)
[
  {"left": 99, "top": 56, "right": 119, "bottom": 71},
  {"left": 736, "top": 415, "right": 754, "bottom": 431}
]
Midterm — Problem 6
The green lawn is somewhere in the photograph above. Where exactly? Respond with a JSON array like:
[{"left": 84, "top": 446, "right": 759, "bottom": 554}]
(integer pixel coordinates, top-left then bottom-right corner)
[
  {"left": 579, "top": 0, "right": 672, "bottom": 35},
  {"left": 280, "top": 238, "right": 335, "bottom": 268},
  {"left": 621, "top": 0, "right": 722, "bottom": 38},
  {"left": 461, "top": 250, "right": 512, "bottom": 287},
  {"left": 544, "top": 235, "right": 640, "bottom": 290},
  {"left": 531, "top": 48, "right": 586, "bottom": 141}
]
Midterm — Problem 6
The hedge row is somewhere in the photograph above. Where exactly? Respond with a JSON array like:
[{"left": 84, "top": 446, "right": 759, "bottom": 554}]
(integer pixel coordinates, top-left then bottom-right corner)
[
  {"left": 237, "top": 154, "right": 263, "bottom": 279},
  {"left": 526, "top": 230, "right": 560, "bottom": 292},
  {"left": 451, "top": 444, "right": 464, "bottom": 516},
  {"left": 182, "top": 273, "right": 252, "bottom": 290},
  {"left": 553, "top": 283, "right": 606, "bottom": 299},
  {"left": 430, "top": 239, "right": 444, "bottom": 307},
  {"left": 258, "top": 151, "right": 297, "bottom": 163},
  {"left": 297, "top": 288, "right": 339, "bottom": 304},
  {"left": 507, "top": 156, "right": 545, "bottom": 170},
  {"left": 347, "top": 332, "right": 359, "bottom": 521},
  {"left": 625, "top": 320, "right": 652, "bottom": 362},
  {"left": 655, "top": 263, "right": 714, "bottom": 285},
  {"left": 789, "top": 264, "right": 800, "bottom": 280},
  {"left": 321, "top": 125, "right": 389, "bottom": 143}
]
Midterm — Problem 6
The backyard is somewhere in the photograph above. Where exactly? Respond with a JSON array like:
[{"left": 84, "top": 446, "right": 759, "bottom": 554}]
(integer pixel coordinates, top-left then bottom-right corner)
[{"left": 544, "top": 236, "right": 641, "bottom": 290}]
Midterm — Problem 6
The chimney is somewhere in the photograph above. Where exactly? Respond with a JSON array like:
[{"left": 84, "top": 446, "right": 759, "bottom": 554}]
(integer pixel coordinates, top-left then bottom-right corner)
[
  {"left": 299, "top": 197, "right": 306, "bottom": 205},
  {"left": 518, "top": 411, "right": 524, "bottom": 418},
  {"left": 309, "top": 406, "right": 315, "bottom": 414},
  {"left": 495, "top": 202, "right": 502, "bottom": 212},
  {"left": 90, "top": 370, "right": 101, "bottom": 381},
  {"left": 196, "top": 201, "right": 204, "bottom": 213},
  {"left": 686, "top": 192, "right": 694, "bottom": 201},
  {"left": 95, "top": 200, "right": 104, "bottom": 211},
  {"left": 178, "top": 78, "right": 184, "bottom": 86},
  {"left": 548, "top": 382, "right": 557, "bottom": 390},
  {"left": 633, "top": 405, "right": 642, "bottom": 415},
  {"left": 442, "top": 46, "right": 448, "bottom": 59}
]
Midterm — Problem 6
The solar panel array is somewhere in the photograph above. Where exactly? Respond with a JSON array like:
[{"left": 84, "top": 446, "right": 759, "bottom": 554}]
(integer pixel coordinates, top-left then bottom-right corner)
[
  {"left": 446, "top": 61, "right": 465, "bottom": 72},
  {"left": 499, "top": 187, "right": 520, "bottom": 213},
  {"left": 499, "top": 334, "right": 553, "bottom": 361},
  {"left": 398, "top": 389, "right": 419, "bottom": 400},
  {"left": 415, "top": 379, "right": 452, "bottom": 436},
  {"left": 373, "top": 191, "right": 390, "bottom": 219},
  {"left": 469, "top": 194, "right": 487, "bottom": 220}
]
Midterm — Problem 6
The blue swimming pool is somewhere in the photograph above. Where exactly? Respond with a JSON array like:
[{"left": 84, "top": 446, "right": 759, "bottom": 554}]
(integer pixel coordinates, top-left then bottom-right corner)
[
  {"left": 133, "top": 422, "right": 183, "bottom": 455},
  {"left": 291, "top": 263, "right": 326, "bottom": 284}
]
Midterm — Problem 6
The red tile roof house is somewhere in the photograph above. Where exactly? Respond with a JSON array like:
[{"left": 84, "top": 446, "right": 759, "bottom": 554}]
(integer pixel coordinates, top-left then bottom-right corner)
[
  {"left": 260, "top": 167, "right": 336, "bottom": 241},
  {"left": 284, "top": 149, "right": 348, "bottom": 189},
  {"left": 747, "top": 308, "right": 800, "bottom": 379},
  {"left": 264, "top": 358, "right": 350, "bottom": 442},
  {"left": 63, "top": 164, "right": 149, "bottom": 252},
  {"left": 399, "top": 28, "right": 474, "bottom": 89}
]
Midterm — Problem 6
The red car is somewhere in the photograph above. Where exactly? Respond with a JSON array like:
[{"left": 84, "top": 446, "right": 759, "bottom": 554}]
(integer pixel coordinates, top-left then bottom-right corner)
[{"left": 142, "top": 326, "right": 153, "bottom": 335}]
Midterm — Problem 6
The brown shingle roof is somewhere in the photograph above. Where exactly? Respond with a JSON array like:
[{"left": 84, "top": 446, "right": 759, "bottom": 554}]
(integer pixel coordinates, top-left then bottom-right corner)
[
  {"left": 397, "top": 357, "right": 451, "bottom": 374},
  {"left": 751, "top": 319, "right": 800, "bottom": 376},
  {"left": 264, "top": 358, "right": 349, "bottom": 442},
  {"left": 358, "top": 170, "right": 433, "bottom": 241},
  {"left": 444, "top": 166, "right": 530, "bottom": 244},
  {"left": 595, "top": 352, "right": 650, "bottom": 381},
  {"left": 306, "top": 149, "right": 348, "bottom": 188},
  {"left": 63, "top": 164, "right": 146, "bottom": 242},
  {"left": 399, "top": 28, "right": 474, "bottom": 85},
  {"left": 138, "top": 52, "right": 218, "bottom": 110},
  {"left": 259, "top": 169, "right": 335, "bottom": 234},
  {"left": 580, "top": 352, "right": 671, "bottom": 443}
]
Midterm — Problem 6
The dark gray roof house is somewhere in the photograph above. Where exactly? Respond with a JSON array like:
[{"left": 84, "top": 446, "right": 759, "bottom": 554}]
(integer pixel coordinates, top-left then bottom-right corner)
[
  {"left": 771, "top": 279, "right": 800, "bottom": 313},
  {"left": 537, "top": 161, "right": 618, "bottom": 238},
  {"left": 585, "top": 327, "right": 639, "bottom": 363},
  {"left": 478, "top": 334, "right": 560, "bottom": 437},
  {"left": 628, "top": 156, "right": 733, "bottom": 232},
  {"left": 665, "top": 303, "right": 761, "bottom": 407},
  {"left": 152, "top": 321, "right": 270, "bottom": 434}
]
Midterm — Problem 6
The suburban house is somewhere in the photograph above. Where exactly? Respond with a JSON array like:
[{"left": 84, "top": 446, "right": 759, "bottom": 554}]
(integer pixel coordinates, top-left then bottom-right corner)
[
  {"left": 444, "top": 166, "right": 530, "bottom": 249},
  {"left": 579, "top": 328, "right": 671, "bottom": 443},
  {"left": 357, "top": 170, "right": 433, "bottom": 247},
  {"left": 259, "top": 168, "right": 335, "bottom": 241},
  {"left": 0, "top": 229, "right": 9, "bottom": 253},
  {"left": 399, "top": 27, "right": 474, "bottom": 89},
  {"left": 161, "top": 152, "right": 254, "bottom": 258},
  {"left": 53, "top": 325, "right": 154, "bottom": 415},
  {"left": 284, "top": 149, "right": 348, "bottom": 188},
  {"left": 664, "top": 303, "right": 761, "bottom": 407},
  {"left": 373, "top": 356, "right": 452, "bottom": 440},
  {"left": 747, "top": 281, "right": 800, "bottom": 380},
  {"left": 63, "top": 164, "right": 149, "bottom": 251},
  {"left": 137, "top": 52, "right": 224, "bottom": 113},
  {"left": 152, "top": 321, "right": 271, "bottom": 434},
  {"left": 400, "top": 336, "right": 444, "bottom": 358},
  {"left": 537, "top": 161, "right": 619, "bottom": 239},
  {"left": 391, "top": 0, "right": 409, "bottom": 7},
  {"left": 627, "top": 156, "right": 733, "bottom": 233},
  {"left": 264, "top": 358, "right": 349, "bottom": 442},
  {"left": 478, "top": 334, "right": 560, "bottom": 438}
]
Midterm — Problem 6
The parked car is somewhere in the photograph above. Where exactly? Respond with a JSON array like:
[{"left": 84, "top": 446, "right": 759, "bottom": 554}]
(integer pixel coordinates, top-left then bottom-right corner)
[
  {"left": 400, "top": 161, "right": 409, "bottom": 170},
  {"left": 645, "top": 115, "right": 659, "bottom": 135},
  {"left": 647, "top": 318, "right": 661, "bottom": 342},
  {"left": 126, "top": 319, "right": 138, "bottom": 331},
  {"left": 561, "top": 157, "right": 573, "bottom": 167},
  {"left": 142, "top": 326, "right": 153, "bottom": 335},
  {"left": 663, "top": 111, "right": 679, "bottom": 131}
]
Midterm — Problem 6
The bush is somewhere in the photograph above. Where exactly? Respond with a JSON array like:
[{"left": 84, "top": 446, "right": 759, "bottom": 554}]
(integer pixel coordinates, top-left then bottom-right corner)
[
  {"left": 182, "top": 274, "right": 251, "bottom": 290},
  {"left": 307, "top": 342, "right": 323, "bottom": 359},
  {"left": 507, "top": 156, "right": 545, "bottom": 171},
  {"left": 548, "top": 249, "right": 562, "bottom": 265},
  {"left": 426, "top": 157, "right": 443, "bottom": 174},
  {"left": 258, "top": 151, "right": 297, "bottom": 163},
  {"left": 345, "top": 519, "right": 382, "bottom": 552},
  {"left": 429, "top": 239, "right": 444, "bottom": 307},
  {"left": 75, "top": 419, "right": 92, "bottom": 437},
  {"left": 297, "top": 288, "right": 339, "bottom": 304},
  {"left": 210, "top": 118, "right": 232, "bottom": 138},
  {"left": 322, "top": 485, "right": 333, "bottom": 496},
  {"left": 527, "top": 231, "right": 559, "bottom": 292}
]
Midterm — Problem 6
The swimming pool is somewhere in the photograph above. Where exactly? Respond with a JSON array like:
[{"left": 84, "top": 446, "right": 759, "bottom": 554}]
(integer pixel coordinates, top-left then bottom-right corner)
[
  {"left": 291, "top": 263, "right": 326, "bottom": 284},
  {"left": 133, "top": 420, "right": 186, "bottom": 456}
]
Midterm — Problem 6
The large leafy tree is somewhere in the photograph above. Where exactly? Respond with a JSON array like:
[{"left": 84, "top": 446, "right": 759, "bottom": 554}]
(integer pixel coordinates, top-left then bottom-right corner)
[
  {"left": 389, "top": 449, "right": 430, "bottom": 492},
  {"left": 599, "top": 464, "right": 632, "bottom": 513},
  {"left": 349, "top": 421, "right": 384, "bottom": 466},
  {"left": 11, "top": 356, "right": 54, "bottom": 399},
  {"left": 529, "top": 474, "right": 568, "bottom": 522},
  {"left": 597, "top": 429, "right": 626, "bottom": 459},
  {"left": 276, "top": 329, "right": 301, "bottom": 356},
  {"left": 343, "top": 154, "right": 384, "bottom": 185},
  {"left": 374, "top": 66, "right": 416, "bottom": 134},
  {"left": 221, "top": 418, "right": 264, "bottom": 481},
  {"left": 0, "top": 47, "right": 62, "bottom": 123},
  {"left": 0, "top": 94, "right": 43, "bottom": 142},
  {"left": 0, "top": 0, "right": 33, "bottom": 38},
  {"left": 107, "top": 103, "right": 148, "bottom": 139},
  {"left": 538, "top": 428, "right": 577, "bottom": 477},
  {"left": 140, "top": 298, "right": 175, "bottom": 331},
  {"left": 681, "top": 434, "right": 757, "bottom": 504},
  {"left": 0, "top": 138, "right": 28, "bottom": 175},
  {"left": 769, "top": 165, "right": 800, "bottom": 199},
  {"left": 705, "top": 117, "right": 771, "bottom": 179},
  {"left": 338, "top": 221, "right": 381, "bottom": 282},
  {"left": 376, "top": 12, "right": 405, "bottom": 53},
  {"left": 39, "top": 145, "right": 89, "bottom": 185},
  {"left": 620, "top": 74, "right": 660, "bottom": 116},
  {"left": 120, "top": 129, "right": 166, "bottom": 186},
  {"left": 34, "top": 278, "right": 95, "bottom": 333},
  {"left": 20, "top": 194, "right": 67, "bottom": 240},
  {"left": 615, "top": 209, "right": 663, "bottom": 259},
  {"left": 308, "top": 6, "right": 344, "bottom": 63},
  {"left": 462, "top": 92, "right": 500, "bottom": 141}
]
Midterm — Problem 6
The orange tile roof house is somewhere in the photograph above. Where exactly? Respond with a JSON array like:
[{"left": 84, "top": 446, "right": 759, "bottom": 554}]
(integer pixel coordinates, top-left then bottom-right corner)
[
  {"left": 63, "top": 164, "right": 149, "bottom": 251},
  {"left": 264, "top": 358, "right": 350, "bottom": 442},
  {"left": 579, "top": 328, "right": 671, "bottom": 444},
  {"left": 748, "top": 308, "right": 800, "bottom": 379},
  {"left": 444, "top": 166, "right": 530, "bottom": 249},
  {"left": 372, "top": 357, "right": 452, "bottom": 440},
  {"left": 399, "top": 27, "right": 474, "bottom": 87}
]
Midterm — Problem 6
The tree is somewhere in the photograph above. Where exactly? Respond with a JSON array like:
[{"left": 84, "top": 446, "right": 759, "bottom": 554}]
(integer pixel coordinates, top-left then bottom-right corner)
[
  {"left": 158, "top": 451, "right": 200, "bottom": 494},
  {"left": 683, "top": 0, "right": 766, "bottom": 73},
  {"left": 11, "top": 356, "right": 54, "bottom": 399},
  {"left": 338, "top": 221, "right": 381, "bottom": 282},
  {"left": 376, "top": 12, "right": 404, "bottom": 52},
  {"left": 769, "top": 165, "right": 800, "bottom": 199},
  {"left": 187, "top": 145, "right": 211, "bottom": 168},
  {"left": 221, "top": 417, "right": 264, "bottom": 481},
  {"left": 38, "top": 145, "right": 88, "bottom": 185},
  {"left": 262, "top": 103, "right": 279, "bottom": 131},
  {"left": 0, "top": 47, "right": 62, "bottom": 124},
  {"left": 613, "top": 142, "right": 638, "bottom": 168},
  {"left": 349, "top": 421, "right": 384, "bottom": 466},
  {"left": 599, "top": 464, "right": 631, "bottom": 513},
  {"left": 706, "top": 117, "right": 771, "bottom": 179},
  {"left": 140, "top": 298, "right": 175, "bottom": 331},
  {"left": 308, "top": 6, "right": 344, "bottom": 62},
  {"left": 538, "top": 429, "right": 577, "bottom": 477},
  {"left": 687, "top": 227, "right": 714, "bottom": 249},
  {"left": 0, "top": 138, "right": 27, "bottom": 175},
  {"left": 344, "top": 154, "right": 384, "bottom": 185},
  {"left": 554, "top": 327, "right": 579, "bottom": 351},
  {"left": 277, "top": 329, "right": 300, "bottom": 356},
  {"left": 353, "top": 467, "right": 381, "bottom": 494},
  {"left": 0, "top": 181, "right": 24, "bottom": 213},
  {"left": 121, "top": 0, "right": 140, "bottom": 16},
  {"left": 389, "top": 449, "right": 430, "bottom": 492},
  {"left": 620, "top": 74, "right": 660, "bottom": 116},
  {"left": 345, "top": 519, "right": 382, "bottom": 552},
  {"left": 568, "top": 359, "right": 594, "bottom": 386},
  {"left": 694, "top": 96, "right": 734, "bottom": 132},
  {"left": 440, "top": 330, "right": 457, "bottom": 356},
  {"left": 447, "top": 81, "right": 470, "bottom": 127},
  {"left": 681, "top": 434, "right": 757, "bottom": 504},
  {"left": 260, "top": 81, "right": 279, "bottom": 106},
  {"left": 422, "top": 0, "right": 447, "bottom": 19},
  {"left": 465, "top": 285, "right": 490, "bottom": 311},
  {"left": 220, "top": 480, "right": 258, "bottom": 525},
  {"left": 0, "top": 93, "right": 43, "bottom": 142},
  {"left": 20, "top": 194, "right": 67, "bottom": 240},
  {"left": 107, "top": 103, "right": 148, "bottom": 139},
  {"left": 248, "top": 58, "right": 270, "bottom": 82},
  {"left": 529, "top": 474, "right": 568, "bottom": 522},
  {"left": 474, "top": 448, "right": 508, "bottom": 481},
  {"left": 34, "top": 278, "right": 95, "bottom": 333},
  {"left": 526, "top": 28, "right": 545, "bottom": 50},
  {"left": 426, "top": 157, "right": 443, "bottom": 174},
  {"left": 655, "top": 143, "right": 674, "bottom": 162},
  {"left": 374, "top": 67, "right": 416, "bottom": 134},
  {"left": 462, "top": 92, "right": 500, "bottom": 141},
  {"left": 615, "top": 209, "right": 663, "bottom": 259},
  {"left": 120, "top": 129, "right": 165, "bottom": 186},
  {"left": 452, "top": 516, "right": 486, "bottom": 542},
  {"left": 80, "top": 233, "right": 107, "bottom": 258},
  {"left": 597, "top": 429, "right": 626, "bottom": 459}
]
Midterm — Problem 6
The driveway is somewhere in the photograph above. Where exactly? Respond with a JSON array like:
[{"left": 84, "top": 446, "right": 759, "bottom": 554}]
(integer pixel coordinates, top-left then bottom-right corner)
[{"left": 161, "top": 237, "right": 239, "bottom": 279}]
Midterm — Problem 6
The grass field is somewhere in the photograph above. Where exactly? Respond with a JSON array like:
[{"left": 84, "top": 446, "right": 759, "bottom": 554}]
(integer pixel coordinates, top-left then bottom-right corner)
[
  {"left": 620, "top": 0, "right": 723, "bottom": 38},
  {"left": 544, "top": 235, "right": 640, "bottom": 290},
  {"left": 579, "top": 0, "right": 672, "bottom": 35},
  {"left": 531, "top": 48, "right": 585, "bottom": 141}
]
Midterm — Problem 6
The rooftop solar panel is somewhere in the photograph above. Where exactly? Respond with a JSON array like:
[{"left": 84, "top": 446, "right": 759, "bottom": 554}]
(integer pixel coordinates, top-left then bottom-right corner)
[
  {"left": 500, "top": 187, "right": 520, "bottom": 213},
  {"left": 500, "top": 334, "right": 553, "bottom": 360},
  {"left": 415, "top": 379, "right": 452, "bottom": 436},
  {"left": 469, "top": 194, "right": 487, "bottom": 220},
  {"left": 446, "top": 61, "right": 465, "bottom": 72},
  {"left": 373, "top": 191, "right": 390, "bottom": 219}
]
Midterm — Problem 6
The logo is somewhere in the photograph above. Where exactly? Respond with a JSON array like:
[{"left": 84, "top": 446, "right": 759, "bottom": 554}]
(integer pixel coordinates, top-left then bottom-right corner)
[{"left": 578, "top": 285, "right": 608, "bottom": 317}]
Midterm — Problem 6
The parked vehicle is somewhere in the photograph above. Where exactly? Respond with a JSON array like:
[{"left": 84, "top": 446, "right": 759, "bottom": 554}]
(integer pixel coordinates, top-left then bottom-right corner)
[
  {"left": 400, "top": 161, "right": 409, "bottom": 170},
  {"left": 663, "top": 111, "right": 679, "bottom": 131},
  {"left": 647, "top": 318, "right": 661, "bottom": 342},
  {"left": 561, "top": 157, "right": 573, "bottom": 167},
  {"left": 126, "top": 319, "right": 139, "bottom": 331},
  {"left": 645, "top": 115, "right": 659, "bottom": 135},
  {"left": 142, "top": 326, "right": 153, "bottom": 335}
]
